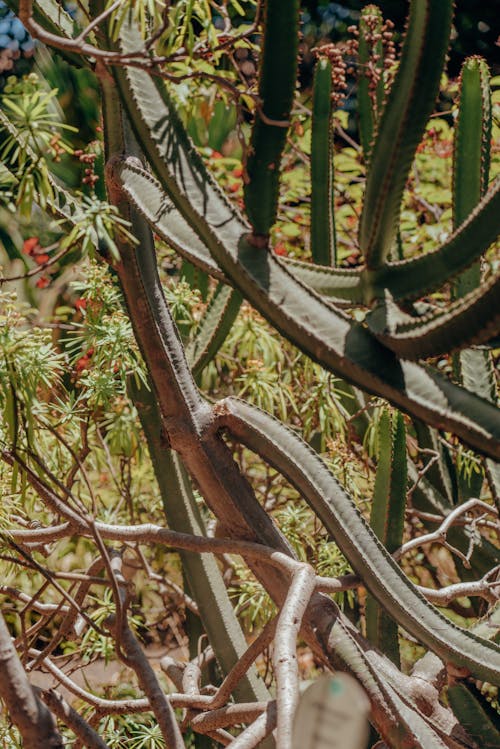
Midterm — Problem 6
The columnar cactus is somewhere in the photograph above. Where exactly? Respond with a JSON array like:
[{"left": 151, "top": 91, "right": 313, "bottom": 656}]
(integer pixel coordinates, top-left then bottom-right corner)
[{"left": 2, "top": 1, "right": 500, "bottom": 747}]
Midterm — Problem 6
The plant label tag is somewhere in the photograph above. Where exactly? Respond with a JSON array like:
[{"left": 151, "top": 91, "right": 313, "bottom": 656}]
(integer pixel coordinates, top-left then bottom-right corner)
[{"left": 292, "top": 672, "right": 371, "bottom": 749}]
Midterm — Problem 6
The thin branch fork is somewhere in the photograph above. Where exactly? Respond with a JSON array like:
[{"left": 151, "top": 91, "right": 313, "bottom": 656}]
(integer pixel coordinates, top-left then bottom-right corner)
[{"left": 394, "top": 498, "right": 498, "bottom": 564}]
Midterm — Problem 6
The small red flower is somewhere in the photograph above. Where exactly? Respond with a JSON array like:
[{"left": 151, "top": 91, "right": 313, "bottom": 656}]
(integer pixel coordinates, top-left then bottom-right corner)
[
  {"left": 229, "top": 182, "right": 240, "bottom": 193},
  {"left": 35, "top": 276, "right": 50, "bottom": 289},
  {"left": 23, "top": 237, "right": 40, "bottom": 256},
  {"left": 211, "top": 150, "right": 223, "bottom": 159},
  {"left": 34, "top": 253, "right": 50, "bottom": 265},
  {"left": 232, "top": 166, "right": 243, "bottom": 178},
  {"left": 274, "top": 242, "right": 288, "bottom": 257},
  {"left": 75, "top": 298, "right": 87, "bottom": 311},
  {"left": 75, "top": 355, "right": 90, "bottom": 375}
]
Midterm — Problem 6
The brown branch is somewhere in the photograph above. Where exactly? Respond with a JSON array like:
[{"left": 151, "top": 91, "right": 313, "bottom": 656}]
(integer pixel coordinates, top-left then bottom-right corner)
[
  {"left": 40, "top": 689, "right": 110, "bottom": 749},
  {"left": 191, "top": 701, "right": 272, "bottom": 732},
  {"left": 0, "top": 585, "right": 70, "bottom": 616},
  {"left": 105, "top": 555, "right": 184, "bottom": 749},
  {"left": 0, "top": 612, "right": 63, "bottom": 748},
  {"left": 204, "top": 617, "right": 277, "bottom": 711},
  {"left": 27, "top": 650, "right": 150, "bottom": 712},
  {"left": 225, "top": 702, "right": 277, "bottom": 749},
  {"left": 394, "top": 498, "right": 498, "bottom": 565},
  {"left": 274, "top": 565, "right": 316, "bottom": 749}
]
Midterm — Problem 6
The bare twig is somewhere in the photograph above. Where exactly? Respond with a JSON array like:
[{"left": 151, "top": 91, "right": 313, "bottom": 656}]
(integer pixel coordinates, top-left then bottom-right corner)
[
  {"left": 394, "top": 498, "right": 498, "bottom": 563},
  {"left": 419, "top": 566, "right": 500, "bottom": 606},
  {"left": 105, "top": 555, "right": 184, "bottom": 749},
  {"left": 191, "top": 701, "right": 272, "bottom": 732}
]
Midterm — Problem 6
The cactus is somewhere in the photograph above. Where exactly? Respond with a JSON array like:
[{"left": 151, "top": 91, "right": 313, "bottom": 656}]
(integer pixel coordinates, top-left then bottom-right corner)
[
  {"left": 365, "top": 409, "right": 406, "bottom": 668},
  {"left": 357, "top": 4, "right": 386, "bottom": 164},
  {"left": 243, "top": 0, "right": 301, "bottom": 239},
  {"left": 310, "top": 55, "right": 336, "bottom": 266},
  {"left": 2, "top": 1, "right": 500, "bottom": 747}
]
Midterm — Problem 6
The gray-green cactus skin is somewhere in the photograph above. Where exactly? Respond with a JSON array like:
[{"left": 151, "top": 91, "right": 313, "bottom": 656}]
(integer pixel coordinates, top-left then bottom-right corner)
[
  {"left": 5, "top": 1, "right": 500, "bottom": 745},
  {"left": 365, "top": 409, "right": 406, "bottom": 668},
  {"left": 311, "top": 56, "right": 336, "bottom": 266}
]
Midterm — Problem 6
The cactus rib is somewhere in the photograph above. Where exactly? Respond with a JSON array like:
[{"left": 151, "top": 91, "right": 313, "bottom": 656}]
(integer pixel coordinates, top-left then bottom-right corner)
[
  {"left": 359, "top": 0, "right": 454, "bottom": 268},
  {"left": 243, "top": 0, "right": 301, "bottom": 238},
  {"left": 311, "top": 57, "right": 336, "bottom": 265},
  {"left": 214, "top": 396, "right": 500, "bottom": 685},
  {"left": 366, "top": 409, "right": 406, "bottom": 667},
  {"left": 366, "top": 275, "right": 500, "bottom": 359}
]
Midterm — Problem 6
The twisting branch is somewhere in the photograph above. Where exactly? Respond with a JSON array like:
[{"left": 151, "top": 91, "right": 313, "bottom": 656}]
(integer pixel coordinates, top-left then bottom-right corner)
[
  {"left": 273, "top": 565, "right": 316, "bottom": 749},
  {"left": 225, "top": 703, "right": 277, "bottom": 749},
  {"left": 204, "top": 617, "right": 278, "bottom": 711},
  {"left": 394, "top": 498, "right": 499, "bottom": 565},
  {"left": 104, "top": 555, "right": 185, "bottom": 749},
  {"left": 0, "top": 612, "right": 63, "bottom": 748},
  {"left": 40, "top": 689, "right": 110, "bottom": 749},
  {"left": 419, "top": 566, "right": 500, "bottom": 606}
]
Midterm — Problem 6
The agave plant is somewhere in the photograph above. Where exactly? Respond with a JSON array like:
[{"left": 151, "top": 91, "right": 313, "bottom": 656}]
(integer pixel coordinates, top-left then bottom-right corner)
[{"left": 1, "top": 1, "right": 499, "bottom": 748}]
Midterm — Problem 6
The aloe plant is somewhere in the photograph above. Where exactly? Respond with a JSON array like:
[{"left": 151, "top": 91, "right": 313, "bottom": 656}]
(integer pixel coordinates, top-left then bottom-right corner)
[{"left": 2, "top": 1, "right": 500, "bottom": 747}]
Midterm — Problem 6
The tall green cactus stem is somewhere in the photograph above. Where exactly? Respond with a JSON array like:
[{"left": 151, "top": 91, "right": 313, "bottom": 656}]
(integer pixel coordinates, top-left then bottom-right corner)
[
  {"left": 110, "top": 20, "right": 500, "bottom": 457},
  {"left": 453, "top": 57, "right": 491, "bottom": 240},
  {"left": 452, "top": 56, "right": 499, "bottom": 504},
  {"left": 359, "top": 0, "right": 453, "bottom": 268},
  {"left": 452, "top": 57, "right": 491, "bottom": 310},
  {"left": 357, "top": 5, "right": 385, "bottom": 164},
  {"left": 186, "top": 284, "right": 243, "bottom": 378},
  {"left": 366, "top": 409, "right": 406, "bottom": 668},
  {"left": 311, "top": 57, "right": 336, "bottom": 265},
  {"left": 243, "top": 0, "right": 300, "bottom": 239}
]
